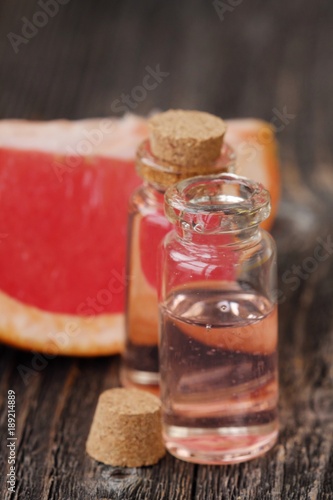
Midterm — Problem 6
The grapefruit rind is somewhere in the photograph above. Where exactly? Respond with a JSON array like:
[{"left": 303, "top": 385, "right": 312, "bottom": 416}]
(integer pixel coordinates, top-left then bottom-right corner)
[{"left": 0, "top": 289, "right": 124, "bottom": 356}]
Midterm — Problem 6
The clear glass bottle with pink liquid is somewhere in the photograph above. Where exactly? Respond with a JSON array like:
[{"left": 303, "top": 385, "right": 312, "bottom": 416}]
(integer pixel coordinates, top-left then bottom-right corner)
[
  {"left": 158, "top": 173, "right": 278, "bottom": 464},
  {"left": 121, "top": 111, "right": 235, "bottom": 393}
]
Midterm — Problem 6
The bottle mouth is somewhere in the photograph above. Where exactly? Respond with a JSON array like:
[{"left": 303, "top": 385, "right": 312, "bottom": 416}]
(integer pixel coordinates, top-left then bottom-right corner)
[
  {"left": 136, "top": 139, "right": 236, "bottom": 189},
  {"left": 165, "top": 173, "right": 271, "bottom": 233}
]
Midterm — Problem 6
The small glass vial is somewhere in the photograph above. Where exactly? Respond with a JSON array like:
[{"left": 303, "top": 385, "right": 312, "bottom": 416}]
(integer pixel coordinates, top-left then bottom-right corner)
[
  {"left": 158, "top": 173, "right": 278, "bottom": 464},
  {"left": 121, "top": 110, "right": 235, "bottom": 392}
]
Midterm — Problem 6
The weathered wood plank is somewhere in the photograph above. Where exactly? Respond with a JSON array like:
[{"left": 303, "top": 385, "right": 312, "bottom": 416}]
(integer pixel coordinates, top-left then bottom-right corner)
[{"left": 0, "top": 0, "right": 332, "bottom": 498}]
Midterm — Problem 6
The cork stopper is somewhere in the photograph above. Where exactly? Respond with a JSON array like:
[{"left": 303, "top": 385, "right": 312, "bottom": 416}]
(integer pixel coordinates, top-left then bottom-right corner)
[
  {"left": 149, "top": 109, "right": 226, "bottom": 166},
  {"left": 86, "top": 388, "right": 165, "bottom": 467},
  {"left": 137, "top": 110, "right": 233, "bottom": 188}
]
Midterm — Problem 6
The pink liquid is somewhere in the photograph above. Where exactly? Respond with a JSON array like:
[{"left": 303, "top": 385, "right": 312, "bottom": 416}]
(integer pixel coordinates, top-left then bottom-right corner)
[{"left": 159, "top": 287, "right": 278, "bottom": 464}]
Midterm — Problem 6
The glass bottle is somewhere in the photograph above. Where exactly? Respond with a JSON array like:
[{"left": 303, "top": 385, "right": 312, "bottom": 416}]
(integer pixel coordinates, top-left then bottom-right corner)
[
  {"left": 121, "top": 139, "right": 235, "bottom": 393},
  {"left": 158, "top": 173, "right": 278, "bottom": 464}
]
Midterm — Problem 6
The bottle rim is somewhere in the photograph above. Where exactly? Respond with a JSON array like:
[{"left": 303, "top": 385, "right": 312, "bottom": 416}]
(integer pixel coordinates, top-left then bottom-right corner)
[{"left": 164, "top": 173, "right": 271, "bottom": 233}]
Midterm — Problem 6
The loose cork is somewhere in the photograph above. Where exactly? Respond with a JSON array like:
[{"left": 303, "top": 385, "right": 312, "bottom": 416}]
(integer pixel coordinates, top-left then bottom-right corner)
[
  {"left": 86, "top": 388, "right": 165, "bottom": 467},
  {"left": 149, "top": 109, "right": 226, "bottom": 167}
]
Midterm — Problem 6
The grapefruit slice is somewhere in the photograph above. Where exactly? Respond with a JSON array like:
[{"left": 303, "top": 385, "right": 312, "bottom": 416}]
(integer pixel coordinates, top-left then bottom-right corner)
[
  {"left": 0, "top": 115, "right": 145, "bottom": 356},
  {"left": 0, "top": 115, "right": 280, "bottom": 356}
]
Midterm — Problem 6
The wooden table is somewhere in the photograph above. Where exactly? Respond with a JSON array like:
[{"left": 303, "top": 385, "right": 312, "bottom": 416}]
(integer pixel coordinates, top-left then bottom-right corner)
[{"left": 0, "top": 1, "right": 332, "bottom": 498}]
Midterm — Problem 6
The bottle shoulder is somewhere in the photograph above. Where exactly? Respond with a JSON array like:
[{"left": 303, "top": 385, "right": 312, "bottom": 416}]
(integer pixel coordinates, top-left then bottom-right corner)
[
  {"left": 161, "top": 228, "right": 276, "bottom": 260},
  {"left": 129, "top": 184, "right": 165, "bottom": 214}
]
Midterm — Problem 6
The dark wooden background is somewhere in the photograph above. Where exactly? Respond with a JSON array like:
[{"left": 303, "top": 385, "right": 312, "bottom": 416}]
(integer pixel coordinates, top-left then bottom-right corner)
[{"left": 0, "top": 0, "right": 333, "bottom": 498}]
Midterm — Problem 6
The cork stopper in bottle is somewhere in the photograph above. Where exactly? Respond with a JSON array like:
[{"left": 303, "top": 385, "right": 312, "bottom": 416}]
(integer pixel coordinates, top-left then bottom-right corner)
[
  {"left": 137, "top": 109, "right": 228, "bottom": 188},
  {"left": 86, "top": 388, "right": 165, "bottom": 467},
  {"left": 149, "top": 109, "right": 226, "bottom": 168}
]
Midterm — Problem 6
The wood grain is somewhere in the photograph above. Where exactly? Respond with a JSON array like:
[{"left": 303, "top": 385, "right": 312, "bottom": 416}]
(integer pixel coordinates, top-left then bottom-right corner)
[{"left": 0, "top": 0, "right": 333, "bottom": 498}]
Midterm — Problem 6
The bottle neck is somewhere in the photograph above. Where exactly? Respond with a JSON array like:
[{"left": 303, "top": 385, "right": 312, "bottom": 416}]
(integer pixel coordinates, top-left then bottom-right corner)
[
  {"left": 142, "top": 181, "right": 166, "bottom": 208},
  {"left": 137, "top": 139, "right": 236, "bottom": 189},
  {"left": 164, "top": 173, "right": 271, "bottom": 247},
  {"left": 175, "top": 224, "right": 263, "bottom": 249}
]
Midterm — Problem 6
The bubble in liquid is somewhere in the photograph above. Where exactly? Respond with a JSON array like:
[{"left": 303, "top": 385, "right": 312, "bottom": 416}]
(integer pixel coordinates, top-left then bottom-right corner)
[{"left": 219, "top": 301, "right": 230, "bottom": 312}]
